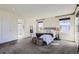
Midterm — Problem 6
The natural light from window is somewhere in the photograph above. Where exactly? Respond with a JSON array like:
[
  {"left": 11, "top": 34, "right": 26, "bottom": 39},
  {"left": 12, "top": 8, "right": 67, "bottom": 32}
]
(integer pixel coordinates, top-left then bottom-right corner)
[{"left": 60, "top": 19, "right": 70, "bottom": 33}]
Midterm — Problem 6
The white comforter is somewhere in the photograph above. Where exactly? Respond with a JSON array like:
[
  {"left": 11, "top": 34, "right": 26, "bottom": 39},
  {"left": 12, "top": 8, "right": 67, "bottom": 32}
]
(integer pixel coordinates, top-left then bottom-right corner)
[{"left": 40, "top": 35, "right": 54, "bottom": 45}]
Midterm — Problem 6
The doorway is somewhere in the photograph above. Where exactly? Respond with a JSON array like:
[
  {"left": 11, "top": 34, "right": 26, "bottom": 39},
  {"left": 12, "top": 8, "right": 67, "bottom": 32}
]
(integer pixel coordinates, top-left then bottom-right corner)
[{"left": 17, "top": 19, "right": 25, "bottom": 39}]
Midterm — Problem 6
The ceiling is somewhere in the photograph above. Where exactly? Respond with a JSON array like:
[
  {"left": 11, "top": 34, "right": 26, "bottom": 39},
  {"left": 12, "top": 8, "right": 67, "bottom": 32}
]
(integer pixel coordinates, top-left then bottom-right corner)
[{"left": 0, "top": 4, "right": 76, "bottom": 19}]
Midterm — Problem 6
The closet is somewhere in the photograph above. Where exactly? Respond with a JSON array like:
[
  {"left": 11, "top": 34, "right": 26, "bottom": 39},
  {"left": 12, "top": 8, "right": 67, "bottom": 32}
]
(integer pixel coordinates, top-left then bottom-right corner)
[{"left": 0, "top": 12, "right": 17, "bottom": 44}]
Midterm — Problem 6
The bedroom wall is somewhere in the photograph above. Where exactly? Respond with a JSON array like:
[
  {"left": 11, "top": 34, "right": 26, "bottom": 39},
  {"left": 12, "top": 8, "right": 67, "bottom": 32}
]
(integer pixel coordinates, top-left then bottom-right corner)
[
  {"left": 0, "top": 10, "right": 18, "bottom": 44},
  {"left": 43, "top": 17, "right": 59, "bottom": 35},
  {"left": 44, "top": 17, "right": 59, "bottom": 28},
  {"left": 36, "top": 17, "right": 59, "bottom": 33},
  {"left": 24, "top": 18, "right": 36, "bottom": 38}
]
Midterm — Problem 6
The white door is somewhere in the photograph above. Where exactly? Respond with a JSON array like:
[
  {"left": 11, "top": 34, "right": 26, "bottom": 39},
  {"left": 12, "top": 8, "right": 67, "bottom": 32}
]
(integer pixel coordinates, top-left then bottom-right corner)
[
  {"left": 0, "top": 15, "right": 17, "bottom": 44},
  {"left": 18, "top": 19, "right": 25, "bottom": 39},
  {"left": 1, "top": 16, "right": 11, "bottom": 43}
]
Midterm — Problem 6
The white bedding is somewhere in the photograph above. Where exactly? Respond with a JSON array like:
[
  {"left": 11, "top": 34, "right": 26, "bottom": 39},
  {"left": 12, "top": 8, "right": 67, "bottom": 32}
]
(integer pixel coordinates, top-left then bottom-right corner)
[{"left": 40, "top": 35, "right": 54, "bottom": 45}]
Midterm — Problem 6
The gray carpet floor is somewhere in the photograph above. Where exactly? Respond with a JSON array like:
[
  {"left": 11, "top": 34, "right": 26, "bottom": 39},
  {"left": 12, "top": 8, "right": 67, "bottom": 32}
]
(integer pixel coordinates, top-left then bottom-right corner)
[{"left": 0, "top": 37, "right": 78, "bottom": 54}]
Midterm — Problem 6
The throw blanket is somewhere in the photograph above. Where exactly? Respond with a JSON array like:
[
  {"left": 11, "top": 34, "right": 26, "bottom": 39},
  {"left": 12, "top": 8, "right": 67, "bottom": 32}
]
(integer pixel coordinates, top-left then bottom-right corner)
[{"left": 40, "top": 35, "right": 54, "bottom": 45}]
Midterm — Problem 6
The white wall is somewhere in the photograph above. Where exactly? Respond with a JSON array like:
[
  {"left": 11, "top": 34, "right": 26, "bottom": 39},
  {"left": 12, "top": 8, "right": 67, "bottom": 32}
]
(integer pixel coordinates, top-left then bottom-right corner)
[
  {"left": 44, "top": 17, "right": 59, "bottom": 28},
  {"left": 24, "top": 18, "right": 36, "bottom": 37},
  {"left": 36, "top": 17, "right": 59, "bottom": 33},
  {"left": 0, "top": 10, "right": 18, "bottom": 44}
]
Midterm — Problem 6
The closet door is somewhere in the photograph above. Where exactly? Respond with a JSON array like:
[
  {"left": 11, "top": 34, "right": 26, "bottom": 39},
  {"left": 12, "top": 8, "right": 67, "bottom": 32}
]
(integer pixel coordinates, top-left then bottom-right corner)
[
  {"left": 1, "top": 16, "right": 9, "bottom": 43},
  {"left": 1, "top": 16, "right": 14, "bottom": 43}
]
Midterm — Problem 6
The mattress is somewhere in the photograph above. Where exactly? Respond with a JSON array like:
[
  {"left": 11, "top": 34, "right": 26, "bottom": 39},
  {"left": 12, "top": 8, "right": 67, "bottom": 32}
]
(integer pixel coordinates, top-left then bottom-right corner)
[{"left": 40, "top": 34, "right": 54, "bottom": 45}]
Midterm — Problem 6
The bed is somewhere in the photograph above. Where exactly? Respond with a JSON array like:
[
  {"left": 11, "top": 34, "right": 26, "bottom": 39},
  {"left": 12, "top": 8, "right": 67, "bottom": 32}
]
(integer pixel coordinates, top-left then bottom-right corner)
[{"left": 36, "top": 33, "right": 55, "bottom": 45}]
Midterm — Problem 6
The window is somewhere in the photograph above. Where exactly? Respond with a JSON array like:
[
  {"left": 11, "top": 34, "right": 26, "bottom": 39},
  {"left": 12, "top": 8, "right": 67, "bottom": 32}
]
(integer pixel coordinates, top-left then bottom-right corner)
[
  {"left": 38, "top": 22, "right": 43, "bottom": 28},
  {"left": 59, "top": 18, "right": 70, "bottom": 33},
  {"left": 38, "top": 21, "right": 43, "bottom": 31}
]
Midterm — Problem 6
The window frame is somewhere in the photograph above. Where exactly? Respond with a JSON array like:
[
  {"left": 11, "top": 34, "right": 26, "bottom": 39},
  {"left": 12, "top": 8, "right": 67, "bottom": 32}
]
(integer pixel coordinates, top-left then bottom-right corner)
[{"left": 59, "top": 18, "right": 70, "bottom": 33}]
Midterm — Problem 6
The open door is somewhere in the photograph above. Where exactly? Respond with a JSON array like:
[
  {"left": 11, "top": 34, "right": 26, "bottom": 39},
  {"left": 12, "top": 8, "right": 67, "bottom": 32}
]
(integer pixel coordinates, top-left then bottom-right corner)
[{"left": 17, "top": 19, "right": 25, "bottom": 39}]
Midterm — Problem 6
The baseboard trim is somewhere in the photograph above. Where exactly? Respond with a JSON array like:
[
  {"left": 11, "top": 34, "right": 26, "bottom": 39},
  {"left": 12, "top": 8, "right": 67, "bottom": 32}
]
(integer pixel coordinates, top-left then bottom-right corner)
[
  {"left": 60, "top": 39, "right": 75, "bottom": 42},
  {"left": 0, "top": 40, "right": 17, "bottom": 48}
]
